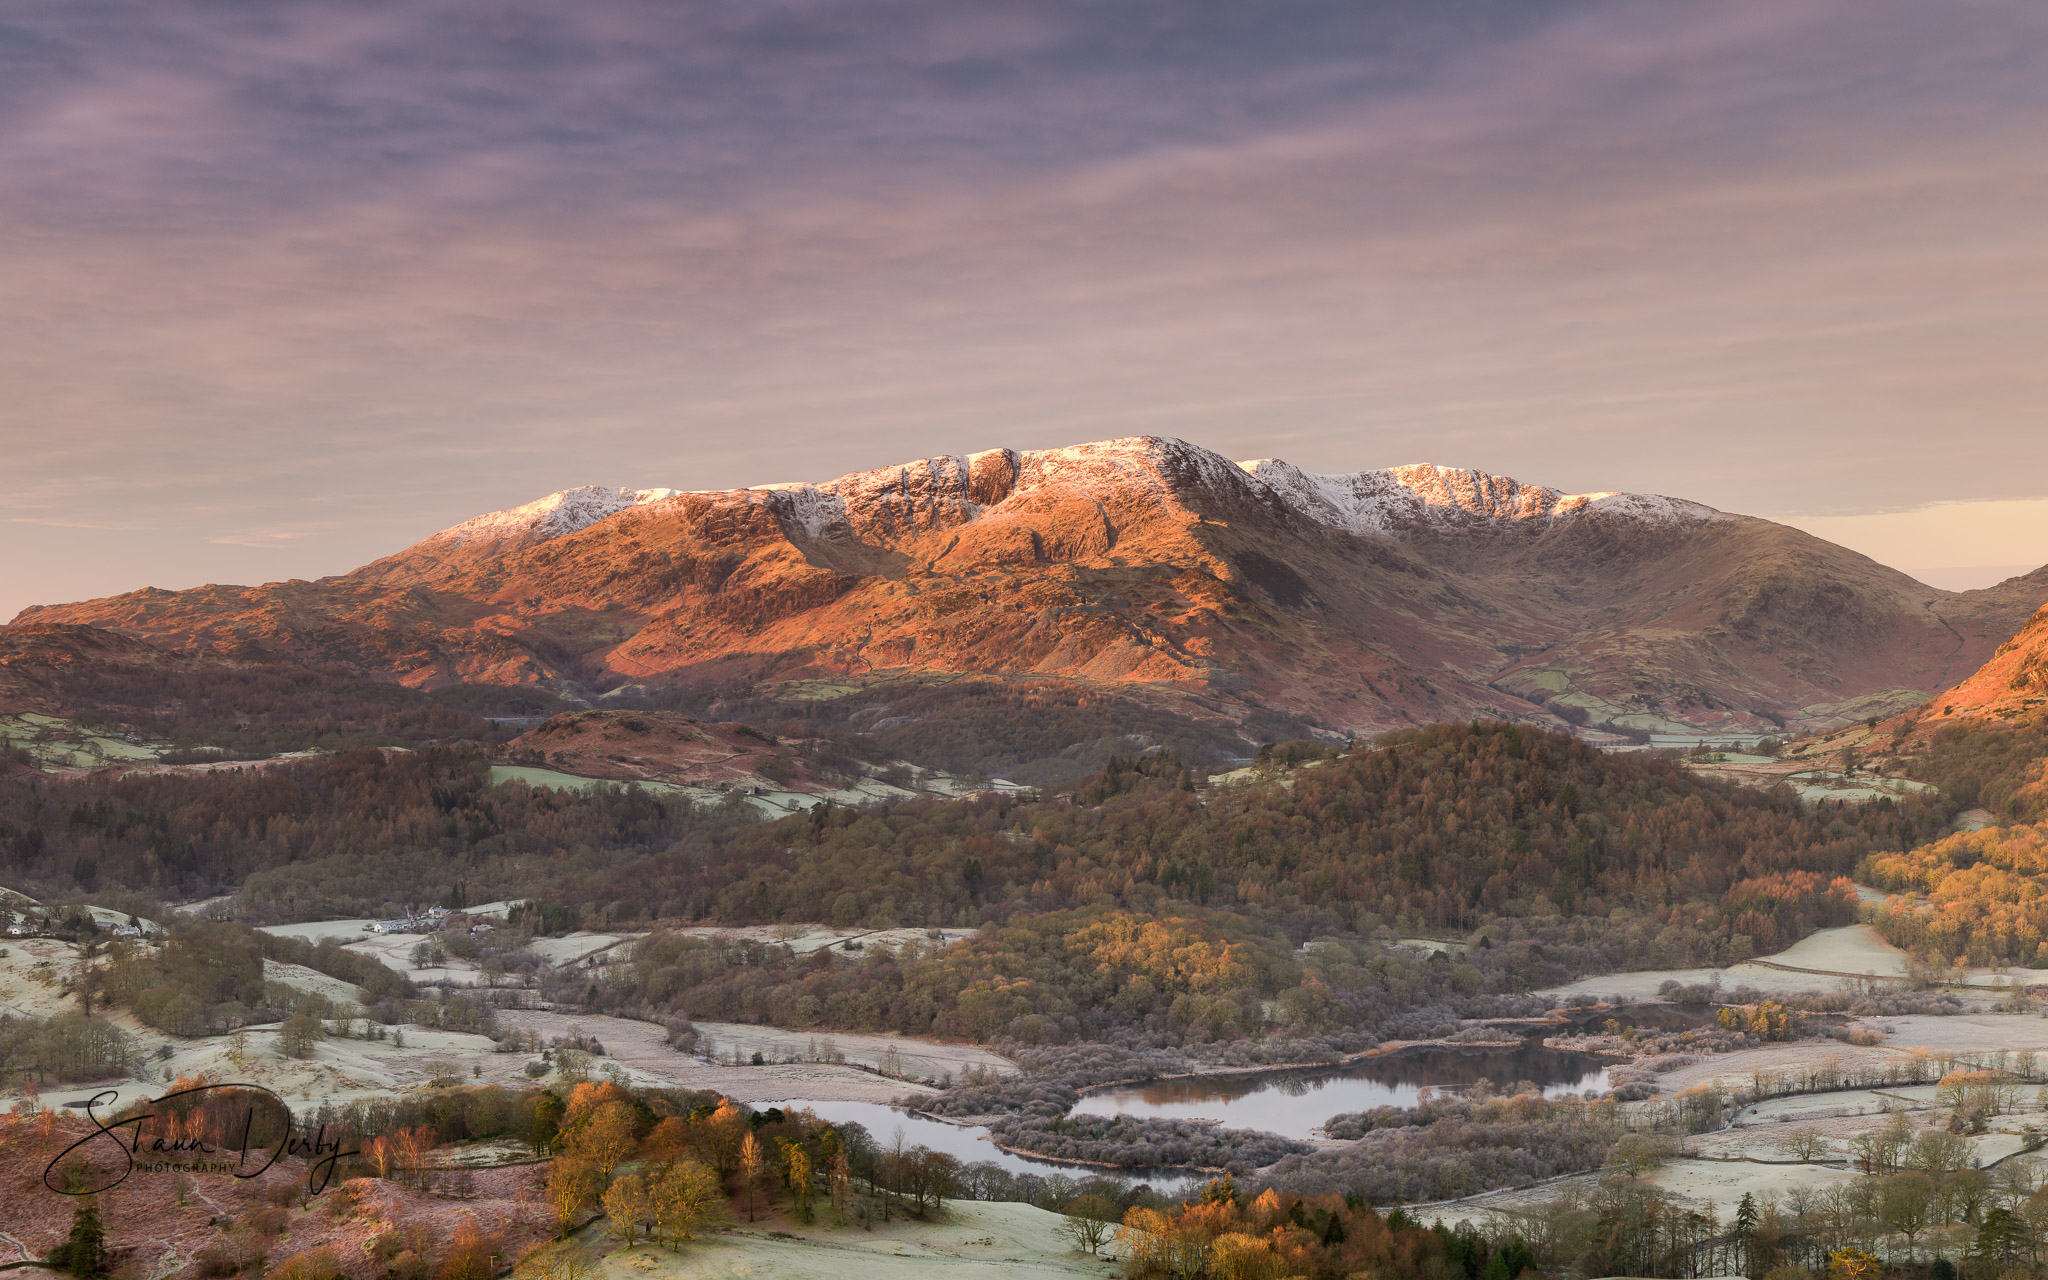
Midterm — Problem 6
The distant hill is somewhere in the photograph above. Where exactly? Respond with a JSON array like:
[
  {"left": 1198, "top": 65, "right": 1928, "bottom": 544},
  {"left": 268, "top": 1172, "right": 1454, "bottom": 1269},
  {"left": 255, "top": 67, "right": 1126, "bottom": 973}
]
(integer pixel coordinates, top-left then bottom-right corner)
[{"left": 14, "top": 438, "right": 2047, "bottom": 761}]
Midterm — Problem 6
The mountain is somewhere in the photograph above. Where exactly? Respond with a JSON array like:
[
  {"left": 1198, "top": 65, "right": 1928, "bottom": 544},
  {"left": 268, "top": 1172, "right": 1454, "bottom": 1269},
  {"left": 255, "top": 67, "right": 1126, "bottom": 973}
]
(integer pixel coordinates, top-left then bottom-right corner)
[
  {"left": 1910, "top": 593, "right": 2048, "bottom": 726},
  {"left": 0, "top": 622, "right": 207, "bottom": 714},
  {"left": 14, "top": 437, "right": 2047, "bottom": 745}
]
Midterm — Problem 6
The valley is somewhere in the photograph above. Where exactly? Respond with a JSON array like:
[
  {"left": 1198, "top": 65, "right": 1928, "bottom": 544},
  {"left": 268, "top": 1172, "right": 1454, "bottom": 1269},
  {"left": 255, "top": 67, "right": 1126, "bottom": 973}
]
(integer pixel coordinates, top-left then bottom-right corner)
[{"left": 4, "top": 440, "right": 2048, "bottom": 1279}]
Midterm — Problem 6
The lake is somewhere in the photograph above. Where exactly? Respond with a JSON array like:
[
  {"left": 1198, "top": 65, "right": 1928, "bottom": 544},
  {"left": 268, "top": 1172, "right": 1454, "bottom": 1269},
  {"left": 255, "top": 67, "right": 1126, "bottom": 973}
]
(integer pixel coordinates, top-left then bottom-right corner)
[{"left": 1068, "top": 1039, "right": 1611, "bottom": 1140}]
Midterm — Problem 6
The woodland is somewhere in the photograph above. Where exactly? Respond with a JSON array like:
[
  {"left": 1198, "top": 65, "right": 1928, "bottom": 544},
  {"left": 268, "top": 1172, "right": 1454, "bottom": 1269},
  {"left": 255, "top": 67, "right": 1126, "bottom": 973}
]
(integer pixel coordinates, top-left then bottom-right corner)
[
  {"left": 0, "top": 724, "right": 1950, "bottom": 1060},
  {"left": 1857, "top": 711, "right": 2048, "bottom": 964},
  {"left": 2, "top": 722, "right": 1941, "bottom": 934},
  {"left": 1895, "top": 713, "right": 2048, "bottom": 825}
]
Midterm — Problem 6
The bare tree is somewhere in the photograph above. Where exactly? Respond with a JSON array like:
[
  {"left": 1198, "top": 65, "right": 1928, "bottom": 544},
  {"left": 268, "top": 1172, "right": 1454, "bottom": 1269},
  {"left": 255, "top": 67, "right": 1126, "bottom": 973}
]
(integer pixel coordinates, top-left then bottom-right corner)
[
  {"left": 1778, "top": 1127, "right": 1830, "bottom": 1161},
  {"left": 1062, "top": 1194, "right": 1119, "bottom": 1257}
]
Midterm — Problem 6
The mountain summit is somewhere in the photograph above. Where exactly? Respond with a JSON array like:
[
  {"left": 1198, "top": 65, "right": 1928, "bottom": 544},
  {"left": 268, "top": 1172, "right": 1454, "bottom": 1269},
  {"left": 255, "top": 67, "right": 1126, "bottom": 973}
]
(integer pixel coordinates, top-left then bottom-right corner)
[{"left": 15, "top": 436, "right": 2046, "bottom": 738}]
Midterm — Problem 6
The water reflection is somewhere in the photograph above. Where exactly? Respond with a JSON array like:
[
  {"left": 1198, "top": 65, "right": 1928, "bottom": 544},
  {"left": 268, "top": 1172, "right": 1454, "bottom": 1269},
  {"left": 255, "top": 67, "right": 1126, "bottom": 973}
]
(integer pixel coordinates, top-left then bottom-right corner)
[{"left": 1070, "top": 1039, "right": 1609, "bottom": 1141}]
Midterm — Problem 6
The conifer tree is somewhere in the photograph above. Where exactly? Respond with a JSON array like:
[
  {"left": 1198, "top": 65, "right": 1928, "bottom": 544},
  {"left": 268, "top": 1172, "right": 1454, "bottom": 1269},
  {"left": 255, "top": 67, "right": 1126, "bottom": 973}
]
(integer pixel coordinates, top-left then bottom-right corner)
[{"left": 48, "top": 1196, "right": 107, "bottom": 1279}]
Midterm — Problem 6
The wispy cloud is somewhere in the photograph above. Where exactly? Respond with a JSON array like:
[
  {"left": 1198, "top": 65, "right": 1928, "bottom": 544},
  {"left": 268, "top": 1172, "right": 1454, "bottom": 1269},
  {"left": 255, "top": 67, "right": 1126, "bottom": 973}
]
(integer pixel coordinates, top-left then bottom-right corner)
[
  {"left": 3, "top": 0, "right": 2047, "bottom": 618},
  {"left": 207, "top": 524, "right": 338, "bottom": 549}
]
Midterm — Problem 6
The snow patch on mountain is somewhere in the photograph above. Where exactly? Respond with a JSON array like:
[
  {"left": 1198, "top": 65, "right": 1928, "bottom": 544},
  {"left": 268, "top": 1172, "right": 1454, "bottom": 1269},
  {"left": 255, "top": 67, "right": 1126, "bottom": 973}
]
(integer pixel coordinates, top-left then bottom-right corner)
[
  {"left": 747, "top": 440, "right": 1718, "bottom": 540},
  {"left": 431, "top": 439, "right": 1719, "bottom": 557},
  {"left": 1241, "top": 460, "right": 1723, "bottom": 534},
  {"left": 1016, "top": 436, "right": 1248, "bottom": 499},
  {"left": 752, "top": 483, "right": 853, "bottom": 540},
  {"left": 431, "top": 486, "right": 680, "bottom": 549},
  {"left": 751, "top": 454, "right": 981, "bottom": 544},
  {"left": 750, "top": 437, "right": 1252, "bottom": 541}
]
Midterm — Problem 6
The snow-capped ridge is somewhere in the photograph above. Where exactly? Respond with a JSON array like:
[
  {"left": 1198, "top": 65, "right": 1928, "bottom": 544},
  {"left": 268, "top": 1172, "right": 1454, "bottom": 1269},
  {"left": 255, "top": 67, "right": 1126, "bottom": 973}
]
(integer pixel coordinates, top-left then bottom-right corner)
[
  {"left": 743, "top": 437, "right": 1240, "bottom": 542},
  {"left": 431, "top": 485, "right": 680, "bottom": 549},
  {"left": 427, "top": 439, "right": 1720, "bottom": 556},
  {"left": 1240, "top": 459, "right": 1723, "bottom": 534},
  {"left": 741, "top": 439, "right": 1719, "bottom": 540}
]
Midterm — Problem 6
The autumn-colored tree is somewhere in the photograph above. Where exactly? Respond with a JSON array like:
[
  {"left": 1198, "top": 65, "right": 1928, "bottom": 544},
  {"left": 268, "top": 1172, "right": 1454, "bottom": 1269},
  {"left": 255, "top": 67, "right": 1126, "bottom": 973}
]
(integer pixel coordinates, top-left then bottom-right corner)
[
  {"left": 1866, "top": 824, "right": 2048, "bottom": 964},
  {"left": 1827, "top": 1245, "right": 1883, "bottom": 1280},
  {"left": 544, "top": 1157, "right": 602, "bottom": 1237},
  {"left": 559, "top": 1081, "right": 633, "bottom": 1135},
  {"left": 602, "top": 1174, "right": 653, "bottom": 1246},
  {"left": 651, "top": 1160, "right": 726, "bottom": 1246},
  {"left": 698, "top": 1100, "right": 747, "bottom": 1177},
  {"left": 779, "top": 1139, "right": 814, "bottom": 1218},
  {"left": 568, "top": 1102, "right": 638, "bottom": 1181},
  {"left": 1209, "top": 1232, "right": 1287, "bottom": 1280},
  {"left": 737, "top": 1131, "right": 767, "bottom": 1223},
  {"left": 827, "top": 1147, "right": 853, "bottom": 1223},
  {"left": 641, "top": 1116, "right": 690, "bottom": 1172},
  {"left": 1938, "top": 1069, "right": 2020, "bottom": 1118},
  {"left": 513, "top": 1242, "right": 592, "bottom": 1280},
  {"left": 390, "top": 1125, "right": 439, "bottom": 1192},
  {"left": 435, "top": 1217, "right": 500, "bottom": 1280},
  {"left": 266, "top": 1248, "right": 342, "bottom": 1280},
  {"left": 1108, "top": 1190, "right": 1468, "bottom": 1280},
  {"left": 1116, "top": 1206, "right": 1211, "bottom": 1278}
]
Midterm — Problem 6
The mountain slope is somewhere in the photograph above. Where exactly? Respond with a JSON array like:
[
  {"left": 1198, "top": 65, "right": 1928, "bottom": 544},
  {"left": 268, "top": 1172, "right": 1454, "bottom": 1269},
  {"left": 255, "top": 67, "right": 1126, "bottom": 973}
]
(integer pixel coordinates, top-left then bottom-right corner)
[
  {"left": 1910, "top": 585, "right": 2048, "bottom": 726},
  {"left": 16, "top": 437, "right": 2047, "bottom": 739}
]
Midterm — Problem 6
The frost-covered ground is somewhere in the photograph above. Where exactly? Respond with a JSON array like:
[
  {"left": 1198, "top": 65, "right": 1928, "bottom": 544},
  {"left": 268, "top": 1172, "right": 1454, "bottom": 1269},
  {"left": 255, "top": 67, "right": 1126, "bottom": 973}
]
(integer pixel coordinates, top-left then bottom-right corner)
[
  {"left": 1539, "top": 924, "right": 1913, "bottom": 1001},
  {"left": 1442, "top": 1076, "right": 2048, "bottom": 1229},
  {"left": 256, "top": 918, "right": 385, "bottom": 942},
  {"left": 250, "top": 913, "right": 979, "bottom": 1018},
  {"left": 263, "top": 957, "right": 366, "bottom": 1005},
  {"left": 486, "top": 760, "right": 1015, "bottom": 819},
  {"left": 687, "top": 1018, "right": 1017, "bottom": 1081},
  {"left": 0, "top": 983, "right": 1007, "bottom": 1120},
  {"left": 0, "top": 935, "right": 92, "bottom": 1020},
  {"left": 1682, "top": 750, "right": 1940, "bottom": 805},
  {"left": 659, "top": 923, "right": 977, "bottom": 957},
  {"left": 1648, "top": 1043, "right": 1905, "bottom": 1095},
  {"left": 525, "top": 931, "right": 633, "bottom": 967},
  {"left": 1767, "top": 925, "right": 1912, "bottom": 976},
  {"left": 254, "top": 921, "right": 483, "bottom": 986},
  {"left": 590, "top": 1200, "right": 1116, "bottom": 1280},
  {"left": 1873, "top": 1013, "right": 2048, "bottom": 1052},
  {"left": 4, "top": 1012, "right": 517, "bottom": 1118},
  {"left": 1539, "top": 922, "right": 2048, "bottom": 1002},
  {"left": 493, "top": 1008, "right": 997, "bottom": 1104}
]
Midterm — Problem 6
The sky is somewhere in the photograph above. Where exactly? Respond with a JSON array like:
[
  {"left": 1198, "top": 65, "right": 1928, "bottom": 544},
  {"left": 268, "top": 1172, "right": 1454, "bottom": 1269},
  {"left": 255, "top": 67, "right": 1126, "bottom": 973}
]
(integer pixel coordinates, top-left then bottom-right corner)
[{"left": 4, "top": 0, "right": 2048, "bottom": 619}]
